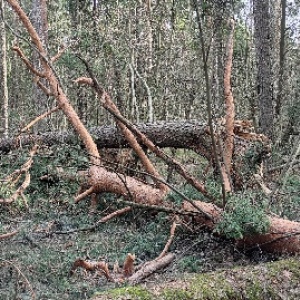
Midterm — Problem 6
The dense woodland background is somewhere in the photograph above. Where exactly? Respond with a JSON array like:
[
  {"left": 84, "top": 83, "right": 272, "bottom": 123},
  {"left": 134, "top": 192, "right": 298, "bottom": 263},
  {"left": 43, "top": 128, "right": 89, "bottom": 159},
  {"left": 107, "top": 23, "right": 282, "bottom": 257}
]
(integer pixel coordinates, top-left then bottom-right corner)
[
  {"left": 1, "top": 0, "right": 300, "bottom": 299},
  {"left": 0, "top": 0, "right": 299, "bottom": 137}
]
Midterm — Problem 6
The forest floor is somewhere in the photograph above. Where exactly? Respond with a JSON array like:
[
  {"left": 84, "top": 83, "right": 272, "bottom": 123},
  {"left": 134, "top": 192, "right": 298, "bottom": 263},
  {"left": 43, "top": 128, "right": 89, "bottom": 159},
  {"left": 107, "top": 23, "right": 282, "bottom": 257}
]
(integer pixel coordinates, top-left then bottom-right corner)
[
  {"left": 1, "top": 147, "right": 300, "bottom": 299},
  {"left": 1, "top": 192, "right": 299, "bottom": 300}
]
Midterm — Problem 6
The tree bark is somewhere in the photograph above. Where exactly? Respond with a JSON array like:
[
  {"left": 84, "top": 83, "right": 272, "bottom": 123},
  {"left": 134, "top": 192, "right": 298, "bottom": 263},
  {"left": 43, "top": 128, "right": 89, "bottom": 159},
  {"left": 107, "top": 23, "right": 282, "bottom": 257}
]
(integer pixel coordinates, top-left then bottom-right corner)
[
  {"left": 253, "top": 0, "right": 274, "bottom": 139},
  {"left": 0, "top": 121, "right": 269, "bottom": 159},
  {"left": 31, "top": 0, "right": 49, "bottom": 132},
  {"left": 0, "top": 0, "right": 9, "bottom": 137},
  {"left": 183, "top": 200, "right": 300, "bottom": 253},
  {"left": 222, "top": 19, "right": 235, "bottom": 193}
]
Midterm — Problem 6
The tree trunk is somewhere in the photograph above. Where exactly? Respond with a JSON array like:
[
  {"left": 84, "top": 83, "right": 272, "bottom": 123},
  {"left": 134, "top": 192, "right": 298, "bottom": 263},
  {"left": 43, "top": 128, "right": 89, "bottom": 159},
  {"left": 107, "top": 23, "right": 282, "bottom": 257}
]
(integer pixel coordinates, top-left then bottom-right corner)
[
  {"left": 0, "top": 121, "right": 269, "bottom": 158},
  {"left": 31, "top": 0, "right": 49, "bottom": 132},
  {"left": 183, "top": 200, "right": 300, "bottom": 253},
  {"left": 0, "top": 0, "right": 9, "bottom": 137},
  {"left": 253, "top": 0, "right": 274, "bottom": 139},
  {"left": 275, "top": 0, "right": 286, "bottom": 116}
]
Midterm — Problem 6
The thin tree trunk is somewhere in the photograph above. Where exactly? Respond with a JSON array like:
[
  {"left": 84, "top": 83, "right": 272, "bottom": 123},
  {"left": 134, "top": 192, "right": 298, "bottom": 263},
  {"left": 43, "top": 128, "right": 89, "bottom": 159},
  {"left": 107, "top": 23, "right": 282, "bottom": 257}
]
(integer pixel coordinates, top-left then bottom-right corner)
[
  {"left": 275, "top": 0, "right": 286, "bottom": 116},
  {"left": 223, "top": 19, "right": 235, "bottom": 193},
  {"left": 31, "top": 0, "right": 49, "bottom": 132},
  {"left": 0, "top": 0, "right": 9, "bottom": 137}
]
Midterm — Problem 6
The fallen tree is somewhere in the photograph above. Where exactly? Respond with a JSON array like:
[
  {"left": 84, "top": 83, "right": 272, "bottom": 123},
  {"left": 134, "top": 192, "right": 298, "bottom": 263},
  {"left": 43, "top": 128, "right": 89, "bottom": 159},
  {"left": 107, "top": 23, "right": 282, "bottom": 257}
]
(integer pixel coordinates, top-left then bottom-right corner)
[
  {"left": 4, "top": 0, "right": 300, "bottom": 264},
  {"left": 0, "top": 121, "right": 269, "bottom": 159}
]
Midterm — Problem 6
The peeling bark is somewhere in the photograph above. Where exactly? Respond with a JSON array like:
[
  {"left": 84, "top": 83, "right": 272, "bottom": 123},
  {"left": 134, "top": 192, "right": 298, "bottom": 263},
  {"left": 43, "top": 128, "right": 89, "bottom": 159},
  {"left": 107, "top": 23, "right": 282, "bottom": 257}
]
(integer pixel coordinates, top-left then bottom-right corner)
[
  {"left": 183, "top": 200, "right": 300, "bottom": 253},
  {"left": 222, "top": 19, "right": 235, "bottom": 193}
]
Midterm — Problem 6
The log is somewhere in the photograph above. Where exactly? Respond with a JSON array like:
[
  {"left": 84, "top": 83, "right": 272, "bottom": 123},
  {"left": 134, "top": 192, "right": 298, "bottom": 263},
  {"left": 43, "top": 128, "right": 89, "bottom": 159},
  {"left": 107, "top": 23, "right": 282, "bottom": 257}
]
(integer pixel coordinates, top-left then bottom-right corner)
[
  {"left": 0, "top": 121, "right": 269, "bottom": 161},
  {"left": 0, "top": 122, "right": 210, "bottom": 153},
  {"left": 183, "top": 200, "right": 300, "bottom": 253}
]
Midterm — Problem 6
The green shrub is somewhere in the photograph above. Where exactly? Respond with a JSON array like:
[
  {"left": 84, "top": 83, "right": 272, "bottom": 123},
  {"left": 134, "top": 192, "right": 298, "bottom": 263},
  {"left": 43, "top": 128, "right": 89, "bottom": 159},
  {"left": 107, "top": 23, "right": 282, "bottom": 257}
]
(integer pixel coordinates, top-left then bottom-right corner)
[{"left": 215, "top": 193, "right": 270, "bottom": 239}]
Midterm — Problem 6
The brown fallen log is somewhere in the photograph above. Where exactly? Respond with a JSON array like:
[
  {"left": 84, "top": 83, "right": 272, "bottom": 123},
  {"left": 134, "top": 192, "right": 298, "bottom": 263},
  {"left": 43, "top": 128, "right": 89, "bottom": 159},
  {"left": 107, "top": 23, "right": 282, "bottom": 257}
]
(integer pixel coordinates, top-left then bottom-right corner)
[{"left": 183, "top": 201, "right": 300, "bottom": 253}]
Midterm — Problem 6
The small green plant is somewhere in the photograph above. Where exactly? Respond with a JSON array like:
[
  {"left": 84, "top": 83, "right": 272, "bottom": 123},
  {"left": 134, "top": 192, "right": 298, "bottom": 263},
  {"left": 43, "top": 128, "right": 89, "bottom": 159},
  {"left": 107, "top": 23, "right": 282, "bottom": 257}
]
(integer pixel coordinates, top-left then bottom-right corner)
[
  {"left": 177, "top": 255, "right": 203, "bottom": 272},
  {"left": 0, "top": 182, "right": 14, "bottom": 199},
  {"left": 215, "top": 193, "right": 270, "bottom": 239}
]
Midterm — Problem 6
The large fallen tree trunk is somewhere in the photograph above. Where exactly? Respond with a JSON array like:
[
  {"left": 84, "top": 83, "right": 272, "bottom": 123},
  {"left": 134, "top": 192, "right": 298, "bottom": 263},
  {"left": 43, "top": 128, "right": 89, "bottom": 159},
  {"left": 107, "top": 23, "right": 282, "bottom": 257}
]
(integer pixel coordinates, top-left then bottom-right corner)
[
  {"left": 0, "top": 121, "right": 270, "bottom": 161},
  {"left": 0, "top": 122, "right": 212, "bottom": 153}
]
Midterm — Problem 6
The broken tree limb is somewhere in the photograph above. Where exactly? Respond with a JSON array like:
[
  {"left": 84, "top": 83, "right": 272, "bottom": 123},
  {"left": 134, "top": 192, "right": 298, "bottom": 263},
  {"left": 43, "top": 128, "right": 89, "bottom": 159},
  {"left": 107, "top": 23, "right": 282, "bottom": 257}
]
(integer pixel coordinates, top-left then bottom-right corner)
[
  {"left": 0, "top": 230, "right": 19, "bottom": 240},
  {"left": 0, "top": 145, "right": 38, "bottom": 204},
  {"left": 127, "top": 253, "right": 175, "bottom": 285},
  {"left": 76, "top": 73, "right": 166, "bottom": 191},
  {"left": 158, "top": 221, "right": 177, "bottom": 259},
  {"left": 21, "top": 106, "right": 60, "bottom": 133}
]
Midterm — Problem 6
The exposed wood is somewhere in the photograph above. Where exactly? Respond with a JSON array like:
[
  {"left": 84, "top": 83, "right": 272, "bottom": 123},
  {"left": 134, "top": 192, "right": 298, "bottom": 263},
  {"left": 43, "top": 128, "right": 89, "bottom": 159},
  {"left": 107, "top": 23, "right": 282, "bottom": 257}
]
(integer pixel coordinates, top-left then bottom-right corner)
[
  {"left": 183, "top": 200, "right": 300, "bottom": 253},
  {"left": 0, "top": 230, "right": 18, "bottom": 240},
  {"left": 127, "top": 253, "right": 175, "bottom": 285},
  {"left": 7, "top": 0, "right": 168, "bottom": 210},
  {"left": 157, "top": 221, "right": 177, "bottom": 259},
  {"left": 222, "top": 19, "right": 235, "bottom": 193},
  {"left": 123, "top": 253, "right": 135, "bottom": 277}
]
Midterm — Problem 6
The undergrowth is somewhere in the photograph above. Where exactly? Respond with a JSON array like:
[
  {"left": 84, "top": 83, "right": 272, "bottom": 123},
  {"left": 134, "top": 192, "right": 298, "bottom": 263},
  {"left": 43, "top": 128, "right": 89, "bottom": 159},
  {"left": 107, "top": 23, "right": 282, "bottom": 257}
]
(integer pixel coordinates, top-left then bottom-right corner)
[{"left": 0, "top": 145, "right": 299, "bottom": 299}]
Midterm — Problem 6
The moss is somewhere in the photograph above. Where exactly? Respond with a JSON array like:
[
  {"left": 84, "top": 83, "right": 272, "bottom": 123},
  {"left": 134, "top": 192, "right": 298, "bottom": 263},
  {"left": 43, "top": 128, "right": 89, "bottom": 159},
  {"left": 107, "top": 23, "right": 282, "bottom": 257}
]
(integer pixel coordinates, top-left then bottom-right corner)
[
  {"left": 244, "top": 280, "right": 265, "bottom": 300},
  {"left": 96, "top": 286, "right": 153, "bottom": 300},
  {"left": 162, "top": 289, "right": 194, "bottom": 300},
  {"left": 190, "top": 272, "right": 237, "bottom": 299},
  {"left": 94, "top": 259, "right": 300, "bottom": 300},
  {"left": 268, "top": 258, "right": 300, "bottom": 277}
]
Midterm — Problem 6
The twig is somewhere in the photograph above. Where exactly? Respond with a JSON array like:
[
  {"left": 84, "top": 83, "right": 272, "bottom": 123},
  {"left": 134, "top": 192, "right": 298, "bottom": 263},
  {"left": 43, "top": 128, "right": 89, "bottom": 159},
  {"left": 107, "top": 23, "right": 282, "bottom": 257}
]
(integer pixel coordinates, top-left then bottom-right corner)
[
  {"left": 0, "top": 145, "right": 38, "bottom": 204},
  {"left": 51, "top": 45, "right": 67, "bottom": 62},
  {"left": 94, "top": 206, "right": 132, "bottom": 225},
  {"left": 12, "top": 46, "right": 46, "bottom": 78},
  {"left": 271, "top": 137, "right": 300, "bottom": 202},
  {"left": 21, "top": 106, "right": 60, "bottom": 132},
  {"left": 267, "top": 160, "right": 300, "bottom": 173},
  {"left": 0, "top": 230, "right": 19, "bottom": 240},
  {"left": 74, "top": 186, "right": 95, "bottom": 203}
]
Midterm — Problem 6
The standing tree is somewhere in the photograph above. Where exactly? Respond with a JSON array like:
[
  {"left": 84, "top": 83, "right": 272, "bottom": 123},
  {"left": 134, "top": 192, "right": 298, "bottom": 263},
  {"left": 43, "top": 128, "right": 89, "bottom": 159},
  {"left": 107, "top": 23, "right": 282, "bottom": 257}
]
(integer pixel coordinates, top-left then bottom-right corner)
[
  {"left": 0, "top": 0, "right": 9, "bottom": 137},
  {"left": 31, "top": 0, "right": 49, "bottom": 132},
  {"left": 253, "top": 0, "right": 274, "bottom": 139}
]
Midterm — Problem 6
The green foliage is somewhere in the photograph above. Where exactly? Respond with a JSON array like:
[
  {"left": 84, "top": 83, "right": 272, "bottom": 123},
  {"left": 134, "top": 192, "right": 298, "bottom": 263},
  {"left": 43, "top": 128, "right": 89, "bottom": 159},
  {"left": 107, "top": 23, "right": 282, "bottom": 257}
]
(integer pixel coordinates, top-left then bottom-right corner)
[
  {"left": 273, "top": 174, "right": 300, "bottom": 220},
  {"left": 215, "top": 193, "right": 270, "bottom": 239},
  {"left": 177, "top": 255, "right": 202, "bottom": 273},
  {"left": 244, "top": 142, "right": 270, "bottom": 169},
  {"left": 168, "top": 184, "right": 201, "bottom": 206},
  {"left": 0, "top": 182, "right": 14, "bottom": 199},
  {"left": 122, "top": 213, "right": 170, "bottom": 259}
]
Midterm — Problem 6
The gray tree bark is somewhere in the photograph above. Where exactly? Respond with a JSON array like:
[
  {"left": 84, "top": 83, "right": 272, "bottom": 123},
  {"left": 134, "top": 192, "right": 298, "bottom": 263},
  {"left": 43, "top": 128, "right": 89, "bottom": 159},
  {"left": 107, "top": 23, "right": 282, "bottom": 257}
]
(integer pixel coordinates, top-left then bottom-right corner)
[
  {"left": 0, "top": 0, "right": 8, "bottom": 137},
  {"left": 253, "top": 0, "right": 274, "bottom": 139},
  {"left": 31, "top": 0, "right": 49, "bottom": 132}
]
